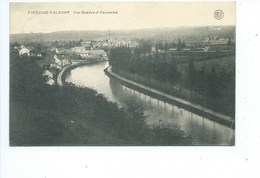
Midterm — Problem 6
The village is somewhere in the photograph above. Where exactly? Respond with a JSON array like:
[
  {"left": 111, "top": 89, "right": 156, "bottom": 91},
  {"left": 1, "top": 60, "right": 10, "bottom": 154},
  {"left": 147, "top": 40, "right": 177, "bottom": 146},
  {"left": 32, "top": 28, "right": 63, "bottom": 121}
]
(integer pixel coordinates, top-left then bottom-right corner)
[
  {"left": 11, "top": 32, "right": 234, "bottom": 87},
  {"left": 12, "top": 39, "right": 115, "bottom": 85},
  {"left": 11, "top": 36, "right": 141, "bottom": 86}
]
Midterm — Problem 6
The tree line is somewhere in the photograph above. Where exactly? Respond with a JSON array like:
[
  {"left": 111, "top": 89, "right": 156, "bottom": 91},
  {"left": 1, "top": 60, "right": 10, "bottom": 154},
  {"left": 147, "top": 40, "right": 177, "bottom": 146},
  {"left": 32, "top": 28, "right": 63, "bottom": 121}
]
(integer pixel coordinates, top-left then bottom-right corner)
[{"left": 109, "top": 44, "right": 235, "bottom": 117}]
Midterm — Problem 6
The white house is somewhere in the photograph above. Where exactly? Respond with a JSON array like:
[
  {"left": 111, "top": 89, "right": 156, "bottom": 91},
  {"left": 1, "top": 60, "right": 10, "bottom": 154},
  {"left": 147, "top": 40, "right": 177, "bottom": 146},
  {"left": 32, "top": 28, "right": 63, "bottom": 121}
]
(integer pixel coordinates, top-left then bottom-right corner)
[
  {"left": 80, "top": 49, "right": 108, "bottom": 60},
  {"left": 128, "top": 41, "right": 138, "bottom": 48},
  {"left": 71, "top": 46, "right": 86, "bottom": 53},
  {"left": 88, "top": 50, "right": 107, "bottom": 58},
  {"left": 54, "top": 55, "right": 62, "bottom": 66},
  {"left": 43, "top": 70, "right": 55, "bottom": 85},
  {"left": 19, "top": 46, "right": 30, "bottom": 57},
  {"left": 80, "top": 51, "right": 89, "bottom": 58},
  {"left": 49, "top": 63, "right": 61, "bottom": 70},
  {"left": 61, "top": 58, "right": 70, "bottom": 66},
  {"left": 151, "top": 46, "right": 156, "bottom": 52},
  {"left": 81, "top": 40, "right": 91, "bottom": 47},
  {"left": 42, "top": 70, "right": 54, "bottom": 79},
  {"left": 45, "top": 78, "right": 55, "bottom": 85}
]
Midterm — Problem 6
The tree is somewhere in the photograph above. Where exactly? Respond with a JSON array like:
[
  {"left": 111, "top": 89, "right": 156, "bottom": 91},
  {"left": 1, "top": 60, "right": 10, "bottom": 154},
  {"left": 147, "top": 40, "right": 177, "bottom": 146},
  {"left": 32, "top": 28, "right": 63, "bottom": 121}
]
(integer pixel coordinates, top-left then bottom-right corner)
[
  {"left": 168, "top": 60, "right": 180, "bottom": 92},
  {"left": 187, "top": 58, "right": 196, "bottom": 97},
  {"left": 164, "top": 42, "right": 169, "bottom": 50},
  {"left": 170, "top": 41, "right": 176, "bottom": 49},
  {"left": 227, "top": 37, "right": 232, "bottom": 45},
  {"left": 158, "top": 41, "right": 164, "bottom": 50},
  {"left": 177, "top": 38, "right": 183, "bottom": 51}
]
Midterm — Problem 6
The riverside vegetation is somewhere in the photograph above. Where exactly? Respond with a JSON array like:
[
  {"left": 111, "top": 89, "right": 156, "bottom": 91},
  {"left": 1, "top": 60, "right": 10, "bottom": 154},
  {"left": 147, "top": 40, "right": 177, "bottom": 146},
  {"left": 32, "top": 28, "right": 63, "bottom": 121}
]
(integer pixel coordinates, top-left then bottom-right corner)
[
  {"left": 109, "top": 43, "right": 235, "bottom": 118},
  {"left": 10, "top": 51, "right": 192, "bottom": 146}
]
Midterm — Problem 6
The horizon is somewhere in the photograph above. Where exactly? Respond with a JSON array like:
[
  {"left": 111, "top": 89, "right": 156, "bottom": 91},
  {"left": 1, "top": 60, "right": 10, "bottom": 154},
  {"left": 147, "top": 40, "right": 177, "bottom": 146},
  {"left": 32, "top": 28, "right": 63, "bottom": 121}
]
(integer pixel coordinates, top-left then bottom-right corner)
[{"left": 10, "top": 25, "right": 236, "bottom": 35}]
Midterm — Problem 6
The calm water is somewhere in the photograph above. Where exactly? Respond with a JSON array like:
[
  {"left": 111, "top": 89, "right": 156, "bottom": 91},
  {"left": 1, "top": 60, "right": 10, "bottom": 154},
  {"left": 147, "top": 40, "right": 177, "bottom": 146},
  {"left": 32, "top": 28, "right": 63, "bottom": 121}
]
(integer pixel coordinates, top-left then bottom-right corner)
[{"left": 66, "top": 61, "right": 235, "bottom": 145}]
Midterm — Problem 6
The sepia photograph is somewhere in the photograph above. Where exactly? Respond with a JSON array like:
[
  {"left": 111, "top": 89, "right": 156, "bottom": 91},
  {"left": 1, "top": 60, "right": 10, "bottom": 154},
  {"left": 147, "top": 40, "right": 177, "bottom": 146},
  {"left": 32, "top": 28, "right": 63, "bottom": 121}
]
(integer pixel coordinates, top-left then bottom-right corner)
[{"left": 9, "top": 2, "right": 235, "bottom": 146}]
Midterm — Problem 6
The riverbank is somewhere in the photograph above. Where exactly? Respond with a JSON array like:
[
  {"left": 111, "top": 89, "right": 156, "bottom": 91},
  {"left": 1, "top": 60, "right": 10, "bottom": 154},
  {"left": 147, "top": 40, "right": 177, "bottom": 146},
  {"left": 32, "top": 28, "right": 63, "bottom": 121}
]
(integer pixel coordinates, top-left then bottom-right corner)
[
  {"left": 57, "top": 62, "right": 79, "bottom": 86},
  {"left": 58, "top": 59, "right": 108, "bottom": 86},
  {"left": 10, "top": 53, "right": 192, "bottom": 146},
  {"left": 104, "top": 66, "right": 235, "bottom": 129}
]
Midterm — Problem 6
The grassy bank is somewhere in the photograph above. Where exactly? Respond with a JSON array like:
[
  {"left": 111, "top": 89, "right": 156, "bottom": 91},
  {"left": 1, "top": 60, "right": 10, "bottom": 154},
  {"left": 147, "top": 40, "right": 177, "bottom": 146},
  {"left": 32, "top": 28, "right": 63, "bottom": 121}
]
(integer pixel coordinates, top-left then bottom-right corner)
[{"left": 10, "top": 51, "right": 192, "bottom": 146}]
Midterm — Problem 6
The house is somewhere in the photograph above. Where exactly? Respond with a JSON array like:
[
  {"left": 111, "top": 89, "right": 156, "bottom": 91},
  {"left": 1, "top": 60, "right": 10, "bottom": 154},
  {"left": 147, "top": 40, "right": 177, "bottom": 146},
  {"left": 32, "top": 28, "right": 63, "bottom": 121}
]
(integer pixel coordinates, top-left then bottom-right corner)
[
  {"left": 79, "top": 49, "right": 108, "bottom": 60},
  {"left": 151, "top": 46, "right": 156, "bottom": 52},
  {"left": 81, "top": 41, "right": 92, "bottom": 50},
  {"left": 42, "top": 69, "right": 54, "bottom": 79},
  {"left": 42, "top": 70, "right": 55, "bottom": 85},
  {"left": 30, "top": 49, "right": 43, "bottom": 57},
  {"left": 207, "top": 38, "right": 234, "bottom": 52},
  {"left": 54, "top": 55, "right": 62, "bottom": 66},
  {"left": 81, "top": 40, "right": 91, "bottom": 47},
  {"left": 50, "top": 63, "right": 62, "bottom": 70},
  {"left": 71, "top": 46, "right": 86, "bottom": 53},
  {"left": 55, "top": 48, "right": 67, "bottom": 54},
  {"left": 169, "top": 48, "right": 177, "bottom": 51},
  {"left": 102, "top": 42, "right": 109, "bottom": 47},
  {"left": 45, "top": 77, "right": 55, "bottom": 85},
  {"left": 61, "top": 58, "right": 70, "bottom": 66},
  {"left": 208, "top": 39, "right": 229, "bottom": 46},
  {"left": 87, "top": 50, "right": 107, "bottom": 59},
  {"left": 88, "top": 49, "right": 106, "bottom": 56},
  {"left": 79, "top": 51, "right": 89, "bottom": 58},
  {"left": 128, "top": 41, "right": 138, "bottom": 48},
  {"left": 19, "top": 45, "right": 30, "bottom": 57}
]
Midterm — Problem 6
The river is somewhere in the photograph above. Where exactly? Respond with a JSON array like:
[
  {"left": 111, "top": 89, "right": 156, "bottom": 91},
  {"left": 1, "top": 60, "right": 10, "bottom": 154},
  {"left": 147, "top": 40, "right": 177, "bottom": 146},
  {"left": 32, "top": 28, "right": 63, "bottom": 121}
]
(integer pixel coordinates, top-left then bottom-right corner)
[{"left": 65, "top": 61, "right": 235, "bottom": 145}]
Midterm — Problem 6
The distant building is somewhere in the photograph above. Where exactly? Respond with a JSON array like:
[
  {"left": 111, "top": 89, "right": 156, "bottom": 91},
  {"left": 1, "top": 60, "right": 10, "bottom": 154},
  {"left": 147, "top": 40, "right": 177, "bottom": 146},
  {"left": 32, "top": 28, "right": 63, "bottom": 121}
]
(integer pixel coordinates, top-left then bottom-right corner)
[
  {"left": 102, "top": 42, "right": 109, "bottom": 47},
  {"left": 71, "top": 46, "right": 86, "bottom": 53},
  {"left": 80, "top": 49, "right": 108, "bottom": 60},
  {"left": 208, "top": 39, "right": 229, "bottom": 46},
  {"left": 55, "top": 48, "right": 60, "bottom": 54},
  {"left": 88, "top": 49, "right": 106, "bottom": 56},
  {"left": 79, "top": 51, "right": 89, "bottom": 58},
  {"left": 45, "top": 78, "right": 55, "bottom": 85},
  {"left": 182, "top": 48, "right": 191, "bottom": 51},
  {"left": 169, "top": 48, "right": 177, "bottom": 51},
  {"left": 42, "top": 69, "right": 54, "bottom": 79},
  {"left": 55, "top": 48, "right": 70, "bottom": 54},
  {"left": 19, "top": 45, "right": 30, "bottom": 57},
  {"left": 151, "top": 46, "right": 156, "bottom": 52},
  {"left": 80, "top": 40, "right": 92, "bottom": 50},
  {"left": 61, "top": 58, "right": 70, "bottom": 66},
  {"left": 207, "top": 38, "right": 234, "bottom": 52},
  {"left": 54, "top": 55, "right": 62, "bottom": 66},
  {"left": 203, "top": 46, "right": 210, "bottom": 52},
  {"left": 50, "top": 63, "right": 62, "bottom": 70},
  {"left": 81, "top": 40, "right": 91, "bottom": 47},
  {"left": 42, "top": 70, "right": 55, "bottom": 85},
  {"left": 30, "top": 49, "right": 43, "bottom": 57},
  {"left": 128, "top": 41, "right": 138, "bottom": 48}
]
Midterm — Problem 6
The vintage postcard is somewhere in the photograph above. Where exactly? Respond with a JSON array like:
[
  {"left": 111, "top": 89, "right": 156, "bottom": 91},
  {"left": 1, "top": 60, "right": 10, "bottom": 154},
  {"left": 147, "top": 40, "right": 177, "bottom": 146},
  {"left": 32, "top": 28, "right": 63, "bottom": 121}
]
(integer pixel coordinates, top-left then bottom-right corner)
[{"left": 9, "top": 2, "right": 236, "bottom": 146}]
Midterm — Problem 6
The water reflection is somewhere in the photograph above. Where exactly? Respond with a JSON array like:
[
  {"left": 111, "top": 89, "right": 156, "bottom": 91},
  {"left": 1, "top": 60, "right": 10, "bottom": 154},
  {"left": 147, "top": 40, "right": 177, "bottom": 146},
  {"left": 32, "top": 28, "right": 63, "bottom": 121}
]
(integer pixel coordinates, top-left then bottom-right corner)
[{"left": 66, "top": 61, "right": 234, "bottom": 145}]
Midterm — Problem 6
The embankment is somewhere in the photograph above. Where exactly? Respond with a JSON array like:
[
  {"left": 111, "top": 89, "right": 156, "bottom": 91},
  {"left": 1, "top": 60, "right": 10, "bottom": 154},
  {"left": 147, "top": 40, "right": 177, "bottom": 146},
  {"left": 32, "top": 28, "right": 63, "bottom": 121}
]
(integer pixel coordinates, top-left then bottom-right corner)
[
  {"left": 57, "top": 60, "right": 108, "bottom": 86},
  {"left": 104, "top": 67, "right": 235, "bottom": 129}
]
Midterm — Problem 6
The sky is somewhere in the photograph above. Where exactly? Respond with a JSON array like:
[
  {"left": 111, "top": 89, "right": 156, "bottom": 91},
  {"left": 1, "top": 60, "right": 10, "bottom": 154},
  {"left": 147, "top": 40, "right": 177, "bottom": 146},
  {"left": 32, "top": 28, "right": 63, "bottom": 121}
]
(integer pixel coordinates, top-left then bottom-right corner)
[{"left": 10, "top": 2, "right": 236, "bottom": 34}]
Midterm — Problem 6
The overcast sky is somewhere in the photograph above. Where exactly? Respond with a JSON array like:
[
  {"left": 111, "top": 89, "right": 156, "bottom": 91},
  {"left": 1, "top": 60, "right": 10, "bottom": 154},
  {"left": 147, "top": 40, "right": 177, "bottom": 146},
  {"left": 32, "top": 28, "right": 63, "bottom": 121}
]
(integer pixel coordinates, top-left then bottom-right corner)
[{"left": 10, "top": 2, "right": 236, "bottom": 34}]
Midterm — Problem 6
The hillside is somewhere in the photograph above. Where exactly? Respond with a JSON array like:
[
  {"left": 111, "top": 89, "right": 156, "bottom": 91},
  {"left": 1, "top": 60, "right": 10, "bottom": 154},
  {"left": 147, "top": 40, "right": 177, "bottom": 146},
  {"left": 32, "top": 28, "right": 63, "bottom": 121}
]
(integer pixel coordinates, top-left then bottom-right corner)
[{"left": 10, "top": 26, "right": 235, "bottom": 42}]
